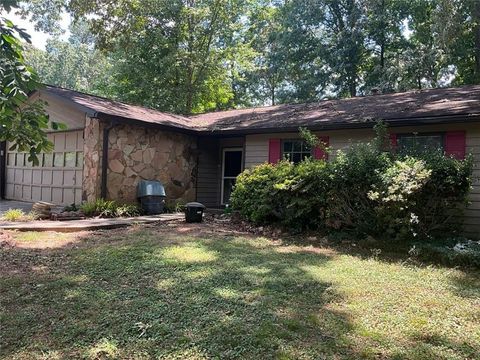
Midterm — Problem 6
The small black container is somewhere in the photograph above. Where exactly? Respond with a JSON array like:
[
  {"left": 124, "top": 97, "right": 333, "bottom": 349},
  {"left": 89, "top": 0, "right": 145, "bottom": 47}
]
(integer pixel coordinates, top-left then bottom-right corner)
[{"left": 185, "top": 202, "right": 206, "bottom": 223}]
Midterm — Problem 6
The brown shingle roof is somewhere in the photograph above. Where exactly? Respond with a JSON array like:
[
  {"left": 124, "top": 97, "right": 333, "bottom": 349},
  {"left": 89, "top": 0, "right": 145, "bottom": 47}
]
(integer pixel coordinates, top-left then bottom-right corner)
[
  {"left": 44, "top": 85, "right": 480, "bottom": 134},
  {"left": 192, "top": 85, "right": 480, "bottom": 133},
  {"left": 43, "top": 86, "right": 196, "bottom": 131}
]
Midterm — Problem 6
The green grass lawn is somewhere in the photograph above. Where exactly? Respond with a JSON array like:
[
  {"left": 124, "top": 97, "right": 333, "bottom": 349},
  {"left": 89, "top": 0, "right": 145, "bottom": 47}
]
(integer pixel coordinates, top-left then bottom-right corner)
[{"left": 1, "top": 222, "right": 479, "bottom": 359}]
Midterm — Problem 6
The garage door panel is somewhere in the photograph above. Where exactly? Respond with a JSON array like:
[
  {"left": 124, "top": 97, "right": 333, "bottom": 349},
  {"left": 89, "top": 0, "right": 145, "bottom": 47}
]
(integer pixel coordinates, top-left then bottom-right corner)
[
  {"left": 75, "top": 189, "right": 82, "bottom": 204},
  {"left": 14, "top": 169, "right": 23, "bottom": 183},
  {"left": 54, "top": 133, "right": 66, "bottom": 150},
  {"left": 14, "top": 184, "right": 21, "bottom": 197},
  {"left": 6, "top": 184, "right": 14, "bottom": 198},
  {"left": 23, "top": 170, "right": 32, "bottom": 184},
  {"left": 22, "top": 185, "right": 31, "bottom": 200},
  {"left": 6, "top": 170, "right": 14, "bottom": 183},
  {"left": 63, "top": 189, "right": 75, "bottom": 205},
  {"left": 32, "top": 170, "right": 42, "bottom": 184},
  {"left": 65, "top": 132, "right": 77, "bottom": 150},
  {"left": 41, "top": 187, "right": 52, "bottom": 202},
  {"left": 42, "top": 170, "right": 53, "bottom": 185},
  {"left": 52, "top": 188, "right": 63, "bottom": 204},
  {"left": 77, "top": 131, "right": 83, "bottom": 148},
  {"left": 52, "top": 171, "right": 63, "bottom": 186},
  {"left": 76, "top": 170, "right": 82, "bottom": 182},
  {"left": 32, "top": 186, "right": 41, "bottom": 201},
  {"left": 6, "top": 130, "right": 84, "bottom": 205},
  {"left": 63, "top": 170, "right": 75, "bottom": 186}
]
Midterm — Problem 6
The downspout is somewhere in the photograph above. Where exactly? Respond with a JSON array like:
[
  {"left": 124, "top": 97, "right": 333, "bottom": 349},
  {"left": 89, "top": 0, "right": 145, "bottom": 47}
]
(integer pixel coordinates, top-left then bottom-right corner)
[
  {"left": 194, "top": 136, "right": 200, "bottom": 202},
  {"left": 0, "top": 141, "right": 6, "bottom": 199},
  {"left": 101, "top": 120, "right": 116, "bottom": 199}
]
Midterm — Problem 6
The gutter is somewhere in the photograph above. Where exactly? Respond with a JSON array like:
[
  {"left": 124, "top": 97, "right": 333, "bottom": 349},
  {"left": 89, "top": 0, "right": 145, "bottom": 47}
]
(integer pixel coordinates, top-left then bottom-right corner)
[{"left": 100, "top": 119, "right": 117, "bottom": 199}]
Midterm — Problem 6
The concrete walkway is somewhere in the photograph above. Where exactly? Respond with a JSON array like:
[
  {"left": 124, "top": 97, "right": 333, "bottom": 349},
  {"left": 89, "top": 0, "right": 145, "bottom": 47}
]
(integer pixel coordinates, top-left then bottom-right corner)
[
  {"left": 0, "top": 200, "right": 33, "bottom": 215},
  {"left": 0, "top": 213, "right": 184, "bottom": 232}
]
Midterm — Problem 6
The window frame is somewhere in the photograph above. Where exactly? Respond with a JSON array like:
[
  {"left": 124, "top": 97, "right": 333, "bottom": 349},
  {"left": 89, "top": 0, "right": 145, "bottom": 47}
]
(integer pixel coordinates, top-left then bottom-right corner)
[{"left": 281, "top": 139, "right": 313, "bottom": 163}]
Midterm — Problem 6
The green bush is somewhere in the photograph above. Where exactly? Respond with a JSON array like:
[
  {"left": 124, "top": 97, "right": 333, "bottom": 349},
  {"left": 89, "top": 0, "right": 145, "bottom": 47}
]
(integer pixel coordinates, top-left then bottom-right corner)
[
  {"left": 80, "top": 199, "right": 142, "bottom": 218},
  {"left": 231, "top": 124, "right": 473, "bottom": 240},
  {"left": 2, "top": 209, "right": 39, "bottom": 222},
  {"left": 230, "top": 161, "right": 295, "bottom": 224}
]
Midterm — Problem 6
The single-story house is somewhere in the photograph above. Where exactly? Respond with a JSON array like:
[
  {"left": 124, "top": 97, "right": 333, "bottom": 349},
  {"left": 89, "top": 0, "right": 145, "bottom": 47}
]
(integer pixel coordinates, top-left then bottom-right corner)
[{"left": 1, "top": 85, "right": 479, "bottom": 234}]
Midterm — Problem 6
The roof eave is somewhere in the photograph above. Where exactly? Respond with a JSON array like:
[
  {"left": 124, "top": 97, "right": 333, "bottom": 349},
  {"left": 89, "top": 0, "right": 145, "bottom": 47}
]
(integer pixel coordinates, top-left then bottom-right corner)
[
  {"left": 195, "top": 114, "right": 480, "bottom": 136},
  {"left": 95, "top": 113, "right": 199, "bottom": 136}
]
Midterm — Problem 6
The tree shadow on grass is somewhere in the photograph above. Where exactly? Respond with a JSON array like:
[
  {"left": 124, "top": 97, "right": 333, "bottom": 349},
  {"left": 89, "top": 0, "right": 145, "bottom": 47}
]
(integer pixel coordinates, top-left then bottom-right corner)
[{"left": 0, "top": 229, "right": 358, "bottom": 359}]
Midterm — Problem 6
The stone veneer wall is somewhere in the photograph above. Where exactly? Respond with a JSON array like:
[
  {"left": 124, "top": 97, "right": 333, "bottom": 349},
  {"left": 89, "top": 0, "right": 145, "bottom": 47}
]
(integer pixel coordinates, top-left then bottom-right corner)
[
  {"left": 82, "top": 117, "right": 103, "bottom": 202},
  {"left": 106, "top": 124, "right": 198, "bottom": 204}
]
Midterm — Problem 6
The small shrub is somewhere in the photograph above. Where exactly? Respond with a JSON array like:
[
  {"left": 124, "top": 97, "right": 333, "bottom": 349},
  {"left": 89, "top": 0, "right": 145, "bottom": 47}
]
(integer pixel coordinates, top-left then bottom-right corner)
[
  {"left": 80, "top": 199, "right": 142, "bottom": 218},
  {"left": 115, "top": 203, "right": 142, "bottom": 217},
  {"left": 2, "top": 209, "right": 27, "bottom": 221},
  {"left": 164, "top": 200, "right": 185, "bottom": 213},
  {"left": 2, "top": 209, "right": 39, "bottom": 222},
  {"left": 80, "top": 201, "right": 98, "bottom": 217},
  {"left": 414, "top": 238, "right": 480, "bottom": 268},
  {"left": 64, "top": 203, "right": 79, "bottom": 212}
]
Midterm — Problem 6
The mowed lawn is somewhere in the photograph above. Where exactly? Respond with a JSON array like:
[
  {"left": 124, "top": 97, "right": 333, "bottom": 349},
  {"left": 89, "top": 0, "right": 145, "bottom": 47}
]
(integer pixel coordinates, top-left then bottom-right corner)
[{"left": 0, "top": 221, "right": 479, "bottom": 360}]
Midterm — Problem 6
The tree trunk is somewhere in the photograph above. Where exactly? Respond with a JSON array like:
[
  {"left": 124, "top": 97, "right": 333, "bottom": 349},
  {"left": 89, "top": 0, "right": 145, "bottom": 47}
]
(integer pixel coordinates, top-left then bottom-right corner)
[
  {"left": 380, "top": 0, "right": 385, "bottom": 68},
  {"left": 474, "top": 0, "right": 480, "bottom": 82}
]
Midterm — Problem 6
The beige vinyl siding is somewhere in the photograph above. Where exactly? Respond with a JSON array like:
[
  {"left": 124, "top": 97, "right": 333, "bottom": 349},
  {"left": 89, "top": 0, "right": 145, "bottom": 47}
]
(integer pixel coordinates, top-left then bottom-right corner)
[
  {"left": 244, "top": 122, "right": 480, "bottom": 236},
  {"left": 30, "top": 90, "right": 86, "bottom": 131}
]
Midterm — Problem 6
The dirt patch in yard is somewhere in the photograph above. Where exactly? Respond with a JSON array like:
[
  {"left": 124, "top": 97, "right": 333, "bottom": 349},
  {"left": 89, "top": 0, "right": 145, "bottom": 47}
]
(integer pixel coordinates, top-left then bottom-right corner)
[{"left": 0, "top": 230, "right": 86, "bottom": 249}]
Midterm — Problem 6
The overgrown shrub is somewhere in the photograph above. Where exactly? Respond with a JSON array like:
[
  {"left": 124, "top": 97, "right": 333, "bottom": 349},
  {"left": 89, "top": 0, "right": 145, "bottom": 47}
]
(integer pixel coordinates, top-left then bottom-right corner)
[
  {"left": 231, "top": 161, "right": 295, "bottom": 224},
  {"left": 80, "top": 199, "right": 142, "bottom": 218},
  {"left": 231, "top": 123, "right": 473, "bottom": 240}
]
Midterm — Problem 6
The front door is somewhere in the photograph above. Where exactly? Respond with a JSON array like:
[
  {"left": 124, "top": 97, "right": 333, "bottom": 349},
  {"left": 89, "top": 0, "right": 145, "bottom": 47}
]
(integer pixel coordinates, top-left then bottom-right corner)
[{"left": 221, "top": 148, "right": 243, "bottom": 205}]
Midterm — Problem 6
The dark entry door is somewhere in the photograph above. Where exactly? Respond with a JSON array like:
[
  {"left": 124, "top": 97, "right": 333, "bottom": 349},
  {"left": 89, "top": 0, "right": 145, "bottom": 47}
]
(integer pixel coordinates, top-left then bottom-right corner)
[{"left": 221, "top": 148, "right": 243, "bottom": 205}]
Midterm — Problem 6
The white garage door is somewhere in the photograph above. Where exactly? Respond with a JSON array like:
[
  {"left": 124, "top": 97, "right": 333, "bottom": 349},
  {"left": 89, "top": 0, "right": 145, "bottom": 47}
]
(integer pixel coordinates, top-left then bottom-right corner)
[{"left": 5, "top": 131, "right": 84, "bottom": 206}]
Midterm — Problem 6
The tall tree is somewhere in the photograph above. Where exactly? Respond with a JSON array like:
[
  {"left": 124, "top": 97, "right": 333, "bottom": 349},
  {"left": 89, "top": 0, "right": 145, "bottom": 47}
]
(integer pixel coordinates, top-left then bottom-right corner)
[
  {"left": 68, "top": 0, "right": 249, "bottom": 114},
  {"left": 25, "top": 20, "right": 113, "bottom": 96},
  {"left": 1, "top": 3, "right": 63, "bottom": 163}
]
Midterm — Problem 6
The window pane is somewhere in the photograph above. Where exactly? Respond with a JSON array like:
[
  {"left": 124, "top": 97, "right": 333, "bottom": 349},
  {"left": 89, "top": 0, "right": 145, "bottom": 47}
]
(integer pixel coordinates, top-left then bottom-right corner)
[
  {"left": 7, "top": 153, "right": 15, "bottom": 166},
  {"left": 293, "top": 141, "right": 302, "bottom": 151},
  {"left": 224, "top": 151, "right": 242, "bottom": 177},
  {"left": 53, "top": 153, "right": 64, "bottom": 167},
  {"left": 301, "top": 152, "right": 311, "bottom": 161},
  {"left": 25, "top": 154, "right": 33, "bottom": 167},
  {"left": 398, "top": 134, "right": 443, "bottom": 153},
  {"left": 223, "top": 178, "right": 237, "bottom": 204},
  {"left": 16, "top": 153, "right": 24, "bottom": 167},
  {"left": 65, "top": 152, "right": 76, "bottom": 167},
  {"left": 292, "top": 153, "right": 302, "bottom": 163},
  {"left": 283, "top": 141, "right": 292, "bottom": 152},
  {"left": 43, "top": 153, "right": 53, "bottom": 167}
]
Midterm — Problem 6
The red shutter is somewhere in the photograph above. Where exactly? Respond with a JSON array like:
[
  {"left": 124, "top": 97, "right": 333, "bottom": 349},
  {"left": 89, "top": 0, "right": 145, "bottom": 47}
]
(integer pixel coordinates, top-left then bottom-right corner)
[
  {"left": 389, "top": 133, "right": 397, "bottom": 149},
  {"left": 445, "top": 131, "right": 466, "bottom": 160},
  {"left": 268, "top": 139, "right": 281, "bottom": 164},
  {"left": 314, "top": 136, "right": 329, "bottom": 160}
]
